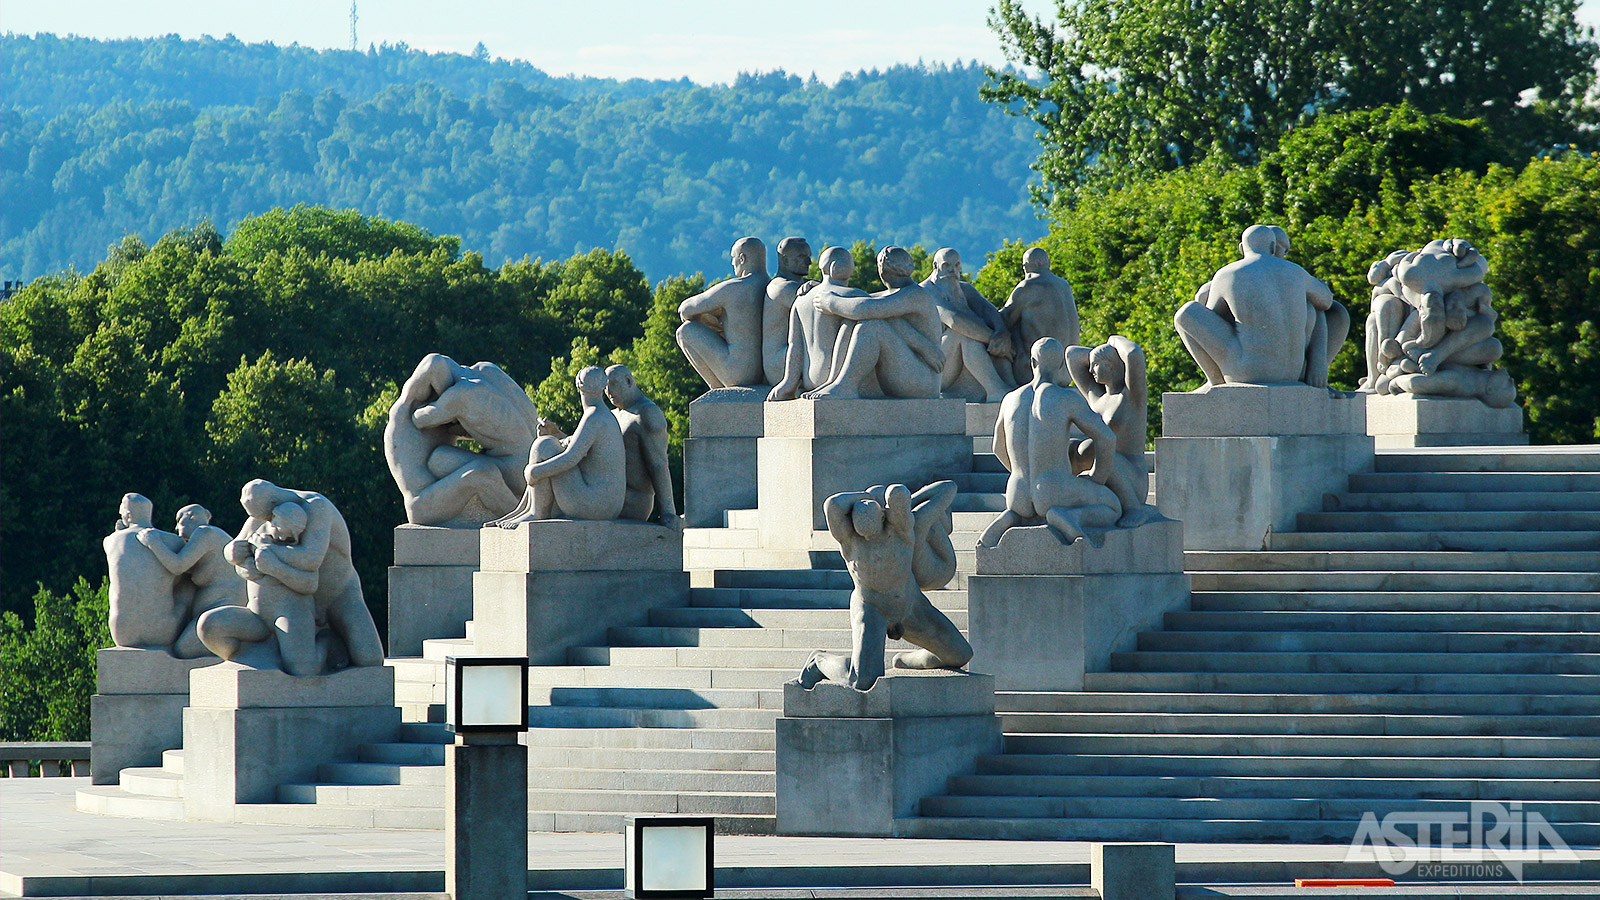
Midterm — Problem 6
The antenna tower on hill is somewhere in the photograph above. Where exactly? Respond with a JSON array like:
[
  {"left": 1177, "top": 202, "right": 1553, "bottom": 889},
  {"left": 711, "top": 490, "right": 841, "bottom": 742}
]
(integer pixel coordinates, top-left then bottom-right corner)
[{"left": 349, "top": 2, "right": 359, "bottom": 52}]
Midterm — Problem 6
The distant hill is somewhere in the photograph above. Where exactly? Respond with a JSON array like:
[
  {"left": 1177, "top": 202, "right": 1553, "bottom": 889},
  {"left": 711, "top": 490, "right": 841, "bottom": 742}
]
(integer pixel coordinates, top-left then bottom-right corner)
[{"left": 0, "top": 35, "right": 1043, "bottom": 281}]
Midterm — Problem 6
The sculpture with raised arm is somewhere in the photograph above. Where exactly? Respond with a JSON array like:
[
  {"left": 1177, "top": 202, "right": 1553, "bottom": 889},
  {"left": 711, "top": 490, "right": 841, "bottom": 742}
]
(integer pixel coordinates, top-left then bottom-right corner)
[
  {"left": 385, "top": 353, "right": 539, "bottom": 527},
  {"left": 979, "top": 338, "right": 1122, "bottom": 548},
  {"left": 677, "top": 236, "right": 769, "bottom": 389},
  {"left": 104, "top": 493, "right": 189, "bottom": 651},
  {"left": 767, "top": 245, "right": 865, "bottom": 401},
  {"left": 763, "top": 236, "right": 813, "bottom": 386},
  {"left": 803, "top": 245, "right": 943, "bottom": 400},
  {"left": 489, "top": 365, "right": 627, "bottom": 525},
  {"left": 604, "top": 363, "right": 684, "bottom": 530},
  {"left": 136, "top": 503, "right": 247, "bottom": 658},
  {"left": 923, "top": 247, "right": 1015, "bottom": 401},
  {"left": 1001, "top": 247, "right": 1080, "bottom": 385},
  {"left": 1175, "top": 225, "right": 1350, "bottom": 388},
  {"left": 797, "top": 481, "right": 972, "bottom": 692},
  {"left": 1066, "top": 336, "right": 1162, "bottom": 528}
]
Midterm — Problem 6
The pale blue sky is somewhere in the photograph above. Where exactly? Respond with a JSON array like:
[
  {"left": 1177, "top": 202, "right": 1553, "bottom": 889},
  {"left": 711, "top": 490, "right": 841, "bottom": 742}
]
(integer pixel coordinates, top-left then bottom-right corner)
[{"left": 3, "top": 0, "right": 1598, "bottom": 85}]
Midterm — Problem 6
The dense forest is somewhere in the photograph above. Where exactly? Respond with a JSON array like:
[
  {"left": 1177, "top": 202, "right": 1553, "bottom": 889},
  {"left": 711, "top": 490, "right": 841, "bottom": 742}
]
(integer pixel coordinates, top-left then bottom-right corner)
[{"left": 0, "top": 34, "right": 1040, "bottom": 282}]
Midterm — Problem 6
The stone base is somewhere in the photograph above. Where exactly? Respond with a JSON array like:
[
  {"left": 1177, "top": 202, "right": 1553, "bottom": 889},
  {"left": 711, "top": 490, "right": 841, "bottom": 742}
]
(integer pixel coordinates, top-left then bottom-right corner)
[
  {"left": 758, "top": 399, "right": 971, "bottom": 550},
  {"left": 471, "top": 520, "right": 688, "bottom": 664},
  {"left": 775, "top": 669, "right": 1002, "bottom": 837},
  {"left": 684, "top": 388, "right": 767, "bottom": 528},
  {"left": 1157, "top": 384, "right": 1373, "bottom": 550},
  {"left": 90, "top": 648, "right": 218, "bottom": 785},
  {"left": 969, "top": 521, "right": 1191, "bottom": 691},
  {"left": 388, "top": 525, "right": 481, "bottom": 657},
  {"left": 182, "top": 663, "right": 399, "bottom": 821},
  {"left": 1094, "top": 843, "right": 1176, "bottom": 900},
  {"left": 1367, "top": 394, "right": 1527, "bottom": 448}
]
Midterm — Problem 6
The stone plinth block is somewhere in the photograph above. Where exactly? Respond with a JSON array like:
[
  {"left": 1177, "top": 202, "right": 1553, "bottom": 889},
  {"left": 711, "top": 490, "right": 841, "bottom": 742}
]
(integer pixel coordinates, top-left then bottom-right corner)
[
  {"left": 471, "top": 520, "right": 688, "bottom": 664},
  {"left": 182, "top": 662, "right": 400, "bottom": 821},
  {"left": 1367, "top": 394, "right": 1527, "bottom": 448},
  {"left": 1093, "top": 843, "right": 1175, "bottom": 900},
  {"left": 965, "top": 402, "right": 1002, "bottom": 438},
  {"left": 446, "top": 736, "right": 527, "bottom": 900},
  {"left": 389, "top": 524, "right": 483, "bottom": 657},
  {"left": 776, "top": 670, "right": 1002, "bottom": 837},
  {"left": 968, "top": 521, "right": 1191, "bottom": 692},
  {"left": 1156, "top": 384, "right": 1373, "bottom": 550},
  {"left": 90, "top": 648, "right": 218, "bottom": 785},
  {"left": 759, "top": 399, "right": 971, "bottom": 550},
  {"left": 684, "top": 388, "right": 767, "bottom": 528}
]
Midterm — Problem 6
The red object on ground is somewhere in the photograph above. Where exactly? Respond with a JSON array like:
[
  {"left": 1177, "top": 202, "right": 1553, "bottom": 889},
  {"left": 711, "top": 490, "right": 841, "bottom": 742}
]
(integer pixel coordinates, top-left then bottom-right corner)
[{"left": 1295, "top": 878, "right": 1397, "bottom": 887}]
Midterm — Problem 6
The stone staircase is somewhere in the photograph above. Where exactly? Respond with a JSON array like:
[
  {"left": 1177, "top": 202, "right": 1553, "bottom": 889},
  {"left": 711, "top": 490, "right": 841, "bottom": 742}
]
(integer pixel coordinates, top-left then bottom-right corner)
[{"left": 903, "top": 446, "right": 1600, "bottom": 843}]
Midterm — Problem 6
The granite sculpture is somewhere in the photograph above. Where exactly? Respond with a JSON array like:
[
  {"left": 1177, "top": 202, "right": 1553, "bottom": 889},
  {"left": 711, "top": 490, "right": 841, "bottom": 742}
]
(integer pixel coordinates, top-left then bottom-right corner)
[
  {"left": 385, "top": 353, "right": 539, "bottom": 527},
  {"left": 1361, "top": 239, "right": 1516, "bottom": 408},
  {"left": 798, "top": 482, "right": 972, "bottom": 691},
  {"left": 802, "top": 246, "right": 943, "bottom": 400},
  {"left": 1175, "top": 225, "right": 1350, "bottom": 388},
  {"left": 105, "top": 494, "right": 191, "bottom": 652},
  {"left": 979, "top": 338, "right": 1122, "bottom": 548},
  {"left": 677, "top": 236, "right": 769, "bottom": 389},
  {"left": 604, "top": 363, "right": 684, "bottom": 530},
  {"left": 908, "top": 480, "right": 959, "bottom": 591},
  {"left": 923, "top": 247, "right": 1015, "bottom": 402},
  {"left": 769, "top": 246, "right": 864, "bottom": 401},
  {"left": 763, "top": 236, "right": 814, "bottom": 385},
  {"left": 1067, "top": 336, "right": 1162, "bottom": 528},
  {"left": 138, "top": 504, "right": 249, "bottom": 658},
  {"left": 1000, "top": 247, "right": 1080, "bottom": 385},
  {"left": 489, "top": 366, "right": 627, "bottom": 525},
  {"left": 195, "top": 480, "right": 384, "bottom": 676}
]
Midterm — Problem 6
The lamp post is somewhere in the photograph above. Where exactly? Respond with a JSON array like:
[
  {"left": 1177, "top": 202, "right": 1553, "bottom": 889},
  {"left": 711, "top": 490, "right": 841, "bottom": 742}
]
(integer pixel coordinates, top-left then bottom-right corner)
[
  {"left": 444, "top": 656, "right": 529, "bottom": 900},
  {"left": 625, "top": 815, "right": 715, "bottom": 899}
]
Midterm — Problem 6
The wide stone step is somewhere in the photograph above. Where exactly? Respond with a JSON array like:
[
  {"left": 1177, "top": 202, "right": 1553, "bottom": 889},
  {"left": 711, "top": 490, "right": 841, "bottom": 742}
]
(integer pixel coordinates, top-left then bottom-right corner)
[
  {"left": 317, "top": 761, "right": 446, "bottom": 786},
  {"left": 528, "top": 665, "right": 798, "bottom": 689},
  {"left": 944, "top": 772, "right": 1600, "bottom": 801},
  {"left": 1002, "top": 731, "right": 1600, "bottom": 758},
  {"left": 605, "top": 626, "right": 960, "bottom": 652},
  {"left": 998, "top": 690, "right": 1600, "bottom": 717},
  {"left": 1085, "top": 669, "right": 1600, "bottom": 695},
  {"left": 1189, "top": 590, "right": 1600, "bottom": 613},
  {"left": 112, "top": 766, "right": 184, "bottom": 799},
  {"left": 1137, "top": 629, "right": 1600, "bottom": 655},
  {"left": 1297, "top": 509, "right": 1600, "bottom": 532},
  {"left": 359, "top": 742, "right": 444, "bottom": 766},
  {"left": 523, "top": 726, "right": 774, "bottom": 750},
  {"left": 950, "top": 472, "right": 1008, "bottom": 492},
  {"left": 549, "top": 810, "right": 775, "bottom": 835},
  {"left": 1325, "top": 490, "right": 1600, "bottom": 512},
  {"left": 1185, "top": 550, "right": 1600, "bottom": 573},
  {"left": 1166, "top": 608, "right": 1600, "bottom": 632},
  {"left": 690, "top": 587, "right": 849, "bottom": 609},
  {"left": 526, "top": 746, "right": 774, "bottom": 771},
  {"left": 73, "top": 785, "right": 186, "bottom": 820},
  {"left": 526, "top": 788, "right": 773, "bottom": 816},
  {"left": 1188, "top": 570, "right": 1600, "bottom": 591},
  {"left": 917, "top": 793, "right": 1600, "bottom": 825},
  {"left": 161, "top": 748, "right": 184, "bottom": 773},
  {"left": 951, "top": 493, "right": 1005, "bottom": 512},
  {"left": 525, "top": 704, "right": 778, "bottom": 730},
  {"left": 998, "top": 710, "right": 1600, "bottom": 737},
  {"left": 530, "top": 684, "right": 782, "bottom": 709},
  {"left": 1267, "top": 530, "right": 1600, "bottom": 552},
  {"left": 1110, "top": 649, "right": 1600, "bottom": 676},
  {"left": 896, "top": 814, "right": 1600, "bottom": 844},
  {"left": 1375, "top": 448, "right": 1600, "bottom": 473},
  {"left": 683, "top": 527, "right": 760, "bottom": 549},
  {"left": 648, "top": 606, "right": 970, "bottom": 630},
  {"left": 1349, "top": 471, "right": 1600, "bottom": 492},
  {"left": 975, "top": 752, "right": 1600, "bottom": 780},
  {"left": 972, "top": 453, "right": 1006, "bottom": 473},
  {"left": 711, "top": 570, "right": 853, "bottom": 590},
  {"left": 566, "top": 645, "right": 857, "bottom": 669},
  {"left": 527, "top": 767, "right": 774, "bottom": 793}
]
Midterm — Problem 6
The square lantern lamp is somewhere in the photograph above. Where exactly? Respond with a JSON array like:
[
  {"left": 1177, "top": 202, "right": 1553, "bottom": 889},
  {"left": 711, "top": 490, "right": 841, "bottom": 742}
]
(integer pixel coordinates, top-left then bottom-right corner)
[
  {"left": 444, "top": 656, "right": 529, "bottom": 734},
  {"left": 625, "top": 815, "right": 715, "bottom": 899}
]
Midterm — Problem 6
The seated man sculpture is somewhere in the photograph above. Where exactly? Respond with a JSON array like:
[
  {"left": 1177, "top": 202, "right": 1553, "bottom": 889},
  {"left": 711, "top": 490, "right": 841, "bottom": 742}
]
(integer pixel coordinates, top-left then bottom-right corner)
[
  {"left": 138, "top": 503, "right": 247, "bottom": 659},
  {"left": 803, "top": 245, "right": 943, "bottom": 400},
  {"left": 677, "top": 236, "right": 769, "bottom": 389},
  {"left": 1066, "top": 336, "right": 1163, "bottom": 528},
  {"left": 922, "top": 247, "right": 1015, "bottom": 402},
  {"left": 1001, "top": 247, "right": 1080, "bottom": 386},
  {"left": 1174, "top": 225, "right": 1350, "bottom": 388},
  {"left": 979, "top": 338, "right": 1122, "bottom": 549},
  {"left": 604, "top": 364, "right": 684, "bottom": 530},
  {"left": 768, "top": 245, "right": 864, "bottom": 401},
  {"left": 196, "top": 480, "right": 385, "bottom": 675},
  {"left": 385, "top": 353, "right": 539, "bottom": 526},
  {"left": 104, "top": 493, "right": 190, "bottom": 651},
  {"left": 489, "top": 366, "right": 627, "bottom": 525},
  {"left": 1358, "top": 250, "right": 1414, "bottom": 391},
  {"left": 797, "top": 482, "right": 972, "bottom": 692},
  {"left": 763, "top": 236, "right": 813, "bottom": 386}
]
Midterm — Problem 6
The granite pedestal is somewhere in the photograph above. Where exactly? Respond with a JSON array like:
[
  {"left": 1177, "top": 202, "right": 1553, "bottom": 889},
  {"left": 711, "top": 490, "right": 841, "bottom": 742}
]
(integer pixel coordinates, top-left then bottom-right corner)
[
  {"left": 968, "top": 519, "right": 1191, "bottom": 692},
  {"left": 388, "top": 525, "right": 480, "bottom": 657},
  {"left": 1155, "top": 384, "right": 1374, "bottom": 550},
  {"left": 758, "top": 399, "right": 971, "bottom": 550},
  {"left": 182, "top": 662, "right": 400, "bottom": 821},
  {"left": 1093, "top": 843, "right": 1176, "bottom": 900},
  {"left": 775, "top": 669, "right": 1002, "bottom": 837},
  {"left": 684, "top": 388, "right": 766, "bottom": 529},
  {"left": 445, "top": 733, "right": 526, "bottom": 900},
  {"left": 89, "top": 649, "right": 218, "bottom": 785},
  {"left": 1366, "top": 394, "right": 1527, "bottom": 448},
  {"left": 470, "top": 520, "right": 688, "bottom": 664}
]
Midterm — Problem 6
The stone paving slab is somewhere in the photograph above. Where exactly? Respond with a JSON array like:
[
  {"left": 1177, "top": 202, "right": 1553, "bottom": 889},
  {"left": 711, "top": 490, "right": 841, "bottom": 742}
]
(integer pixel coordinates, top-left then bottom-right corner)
[{"left": 5, "top": 780, "right": 1600, "bottom": 897}]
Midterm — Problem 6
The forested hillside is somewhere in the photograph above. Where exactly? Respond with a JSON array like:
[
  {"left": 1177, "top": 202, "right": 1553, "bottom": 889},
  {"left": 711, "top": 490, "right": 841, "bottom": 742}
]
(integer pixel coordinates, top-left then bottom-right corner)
[{"left": 0, "top": 34, "right": 1040, "bottom": 282}]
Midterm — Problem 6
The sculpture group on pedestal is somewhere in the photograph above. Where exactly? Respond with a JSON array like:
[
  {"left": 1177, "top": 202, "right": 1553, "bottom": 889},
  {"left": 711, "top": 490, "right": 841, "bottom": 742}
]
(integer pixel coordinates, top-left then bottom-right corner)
[
  {"left": 797, "top": 481, "right": 971, "bottom": 691},
  {"left": 104, "top": 494, "right": 245, "bottom": 659},
  {"left": 1359, "top": 238, "right": 1516, "bottom": 408}
]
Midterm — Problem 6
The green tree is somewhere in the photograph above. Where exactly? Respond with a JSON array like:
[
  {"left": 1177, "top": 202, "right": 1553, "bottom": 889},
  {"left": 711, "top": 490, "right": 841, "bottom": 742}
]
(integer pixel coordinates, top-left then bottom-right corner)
[{"left": 0, "top": 579, "right": 109, "bottom": 741}]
